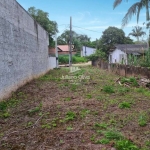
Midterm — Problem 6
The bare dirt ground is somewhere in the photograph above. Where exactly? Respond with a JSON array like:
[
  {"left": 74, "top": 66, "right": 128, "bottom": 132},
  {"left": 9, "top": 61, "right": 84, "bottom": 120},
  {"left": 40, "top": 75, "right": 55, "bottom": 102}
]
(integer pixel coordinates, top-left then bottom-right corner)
[{"left": 0, "top": 66, "right": 150, "bottom": 150}]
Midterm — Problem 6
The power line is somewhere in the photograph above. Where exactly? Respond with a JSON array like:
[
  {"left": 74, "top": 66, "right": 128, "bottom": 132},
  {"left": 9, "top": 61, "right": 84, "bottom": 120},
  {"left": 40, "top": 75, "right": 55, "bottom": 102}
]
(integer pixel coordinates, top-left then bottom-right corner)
[
  {"left": 57, "top": 24, "right": 102, "bottom": 34},
  {"left": 72, "top": 25, "right": 102, "bottom": 33}
]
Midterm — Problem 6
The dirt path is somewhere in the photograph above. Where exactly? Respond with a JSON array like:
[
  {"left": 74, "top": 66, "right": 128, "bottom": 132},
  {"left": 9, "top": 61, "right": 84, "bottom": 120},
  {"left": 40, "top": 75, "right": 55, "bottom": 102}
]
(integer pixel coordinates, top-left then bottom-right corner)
[{"left": 0, "top": 66, "right": 150, "bottom": 150}]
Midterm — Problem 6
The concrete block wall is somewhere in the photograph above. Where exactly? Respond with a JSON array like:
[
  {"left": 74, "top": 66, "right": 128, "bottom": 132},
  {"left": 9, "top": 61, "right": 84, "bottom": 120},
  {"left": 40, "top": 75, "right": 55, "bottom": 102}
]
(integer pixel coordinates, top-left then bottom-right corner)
[{"left": 0, "top": 0, "right": 50, "bottom": 100}]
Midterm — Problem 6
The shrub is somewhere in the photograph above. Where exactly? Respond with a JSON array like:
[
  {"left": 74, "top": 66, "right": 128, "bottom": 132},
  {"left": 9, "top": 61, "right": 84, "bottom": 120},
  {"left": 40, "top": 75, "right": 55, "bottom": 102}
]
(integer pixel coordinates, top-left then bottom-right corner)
[{"left": 103, "top": 85, "right": 115, "bottom": 93}]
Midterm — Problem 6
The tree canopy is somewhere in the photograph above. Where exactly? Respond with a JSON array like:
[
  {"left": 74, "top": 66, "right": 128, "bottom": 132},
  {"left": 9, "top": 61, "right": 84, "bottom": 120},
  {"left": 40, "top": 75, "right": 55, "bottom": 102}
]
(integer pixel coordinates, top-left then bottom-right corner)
[
  {"left": 113, "top": 0, "right": 150, "bottom": 27},
  {"left": 100, "top": 26, "right": 134, "bottom": 55},
  {"left": 28, "top": 7, "right": 58, "bottom": 47},
  {"left": 57, "top": 30, "right": 93, "bottom": 51},
  {"left": 129, "top": 26, "right": 146, "bottom": 41}
]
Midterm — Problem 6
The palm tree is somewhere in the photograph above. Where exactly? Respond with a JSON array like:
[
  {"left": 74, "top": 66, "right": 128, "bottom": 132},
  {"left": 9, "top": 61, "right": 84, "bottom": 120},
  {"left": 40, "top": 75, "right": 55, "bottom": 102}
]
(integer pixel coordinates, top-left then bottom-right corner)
[
  {"left": 113, "top": 0, "right": 150, "bottom": 27},
  {"left": 129, "top": 26, "right": 146, "bottom": 41}
]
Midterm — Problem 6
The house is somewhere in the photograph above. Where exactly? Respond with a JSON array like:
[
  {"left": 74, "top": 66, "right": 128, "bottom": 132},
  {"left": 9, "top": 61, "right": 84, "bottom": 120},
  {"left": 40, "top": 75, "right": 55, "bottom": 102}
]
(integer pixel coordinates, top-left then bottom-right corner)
[
  {"left": 49, "top": 45, "right": 76, "bottom": 56},
  {"left": 109, "top": 44, "right": 148, "bottom": 64},
  {"left": 81, "top": 46, "right": 96, "bottom": 57}
]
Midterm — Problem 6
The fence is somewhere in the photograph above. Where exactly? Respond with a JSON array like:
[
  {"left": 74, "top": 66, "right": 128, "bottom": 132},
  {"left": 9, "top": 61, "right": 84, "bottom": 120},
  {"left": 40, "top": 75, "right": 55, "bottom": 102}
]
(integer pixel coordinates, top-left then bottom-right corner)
[{"left": 92, "top": 59, "right": 150, "bottom": 79}]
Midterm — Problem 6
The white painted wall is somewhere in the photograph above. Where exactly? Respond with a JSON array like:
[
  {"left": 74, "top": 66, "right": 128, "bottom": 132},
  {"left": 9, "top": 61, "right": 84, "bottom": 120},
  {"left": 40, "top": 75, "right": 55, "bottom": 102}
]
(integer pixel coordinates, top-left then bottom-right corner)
[
  {"left": 48, "top": 57, "right": 56, "bottom": 69},
  {"left": 109, "top": 49, "right": 127, "bottom": 64},
  {"left": 81, "top": 46, "right": 96, "bottom": 57}
]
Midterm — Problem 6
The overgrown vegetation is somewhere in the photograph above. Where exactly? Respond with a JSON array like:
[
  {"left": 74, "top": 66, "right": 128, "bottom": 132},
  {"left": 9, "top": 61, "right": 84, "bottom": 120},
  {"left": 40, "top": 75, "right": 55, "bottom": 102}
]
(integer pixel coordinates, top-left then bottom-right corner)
[
  {"left": 59, "top": 55, "right": 88, "bottom": 64},
  {"left": 0, "top": 67, "right": 150, "bottom": 149}
]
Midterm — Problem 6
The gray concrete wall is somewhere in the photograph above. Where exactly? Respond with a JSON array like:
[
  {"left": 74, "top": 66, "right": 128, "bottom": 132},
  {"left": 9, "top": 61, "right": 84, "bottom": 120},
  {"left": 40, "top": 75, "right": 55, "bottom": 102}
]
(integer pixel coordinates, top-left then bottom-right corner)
[{"left": 0, "top": 0, "right": 50, "bottom": 100}]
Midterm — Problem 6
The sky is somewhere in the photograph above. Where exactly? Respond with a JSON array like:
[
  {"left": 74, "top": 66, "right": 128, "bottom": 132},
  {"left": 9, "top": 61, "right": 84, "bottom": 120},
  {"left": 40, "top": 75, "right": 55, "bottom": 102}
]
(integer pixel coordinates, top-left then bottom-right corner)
[{"left": 17, "top": 0, "right": 148, "bottom": 42}]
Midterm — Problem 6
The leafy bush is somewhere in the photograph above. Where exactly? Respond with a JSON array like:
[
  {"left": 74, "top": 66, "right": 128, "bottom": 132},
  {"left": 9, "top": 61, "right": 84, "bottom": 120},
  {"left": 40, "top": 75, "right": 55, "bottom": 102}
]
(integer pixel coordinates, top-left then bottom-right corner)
[
  {"left": 119, "top": 101, "right": 131, "bottom": 109},
  {"left": 103, "top": 85, "right": 115, "bottom": 93},
  {"left": 115, "top": 139, "right": 139, "bottom": 150},
  {"left": 87, "top": 49, "right": 106, "bottom": 61},
  {"left": 59, "top": 55, "right": 88, "bottom": 64}
]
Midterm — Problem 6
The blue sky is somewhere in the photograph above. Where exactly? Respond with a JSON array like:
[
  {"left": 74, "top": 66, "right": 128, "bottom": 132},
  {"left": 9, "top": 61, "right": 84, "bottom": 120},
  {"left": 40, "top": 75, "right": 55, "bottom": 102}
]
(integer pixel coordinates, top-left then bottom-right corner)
[{"left": 17, "top": 0, "right": 148, "bottom": 41}]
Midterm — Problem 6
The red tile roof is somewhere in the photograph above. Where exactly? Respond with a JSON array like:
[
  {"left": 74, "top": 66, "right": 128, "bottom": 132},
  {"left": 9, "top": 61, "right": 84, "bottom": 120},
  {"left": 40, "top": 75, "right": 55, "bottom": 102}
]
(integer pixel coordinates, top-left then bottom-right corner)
[{"left": 57, "top": 45, "right": 74, "bottom": 52}]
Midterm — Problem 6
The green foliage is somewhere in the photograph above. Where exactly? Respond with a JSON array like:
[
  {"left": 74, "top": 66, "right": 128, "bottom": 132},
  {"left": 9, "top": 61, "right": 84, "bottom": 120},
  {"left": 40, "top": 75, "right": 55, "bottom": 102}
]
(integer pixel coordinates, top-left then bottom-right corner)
[
  {"left": 28, "top": 103, "right": 42, "bottom": 116},
  {"left": 119, "top": 101, "right": 131, "bottom": 109},
  {"left": 80, "top": 109, "right": 90, "bottom": 118},
  {"left": 103, "top": 129, "right": 123, "bottom": 140},
  {"left": 28, "top": 7, "right": 58, "bottom": 47},
  {"left": 95, "top": 138, "right": 110, "bottom": 144},
  {"left": 138, "top": 113, "right": 148, "bottom": 127},
  {"left": 66, "top": 126, "right": 73, "bottom": 131},
  {"left": 118, "top": 87, "right": 130, "bottom": 94},
  {"left": 64, "top": 97, "right": 71, "bottom": 101},
  {"left": 115, "top": 139, "right": 139, "bottom": 150},
  {"left": 94, "top": 123, "right": 108, "bottom": 129},
  {"left": 103, "top": 85, "right": 115, "bottom": 93},
  {"left": 58, "top": 55, "right": 88, "bottom": 64},
  {"left": 0, "top": 101, "right": 7, "bottom": 111},
  {"left": 121, "top": 77, "right": 138, "bottom": 86},
  {"left": 65, "top": 111, "right": 76, "bottom": 121},
  {"left": 87, "top": 49, "right": 106, "bottom": 61}
]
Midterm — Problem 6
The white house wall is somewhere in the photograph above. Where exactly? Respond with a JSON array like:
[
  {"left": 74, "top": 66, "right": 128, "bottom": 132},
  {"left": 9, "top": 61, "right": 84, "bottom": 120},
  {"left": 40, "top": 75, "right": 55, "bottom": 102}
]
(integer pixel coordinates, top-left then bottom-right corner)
[
  {"left": 81, "top": 46, "right": 96, "bottom": 57},
  {"left": 109, "top": 49, "right": 127, "bottom": 63}
]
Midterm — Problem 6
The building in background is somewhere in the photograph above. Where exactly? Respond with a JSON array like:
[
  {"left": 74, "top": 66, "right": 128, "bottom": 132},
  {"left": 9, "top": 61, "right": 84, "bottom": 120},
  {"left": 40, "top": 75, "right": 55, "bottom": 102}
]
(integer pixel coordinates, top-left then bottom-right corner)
[{"left": 81, "top": 46, "right": 96, "bottom": 57}]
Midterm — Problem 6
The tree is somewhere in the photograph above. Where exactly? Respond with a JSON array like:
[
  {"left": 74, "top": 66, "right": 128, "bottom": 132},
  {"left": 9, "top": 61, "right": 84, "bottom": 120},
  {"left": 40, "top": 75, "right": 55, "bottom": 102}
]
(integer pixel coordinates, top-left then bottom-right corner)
[
  {"left": 100, "top": 26, "right": 125, "bottom": 55},
  {"left": 100, "top": 26, "right": 133, "bottom": 55},
  {"left": 129, "top": 26, "right": 146, "bottom": 41},
  {"left": 28, "top": 7, "right": 58, "bottom": 47},
  {"left": 57, "top": 30, "right": 91, "bottom": 51},
  {"left": 113, "top": 0, "right": 150, "bottom": 27}
]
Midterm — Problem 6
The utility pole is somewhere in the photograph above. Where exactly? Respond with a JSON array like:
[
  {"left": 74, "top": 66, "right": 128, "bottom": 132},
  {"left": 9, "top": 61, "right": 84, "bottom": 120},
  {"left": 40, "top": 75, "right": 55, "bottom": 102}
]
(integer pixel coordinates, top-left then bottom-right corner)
[
  {"left": 55, "top": 33, "right": 58, "bottom": 68},
  {"left": 69, "top": 17, "right": 72, "bottom": 66}
]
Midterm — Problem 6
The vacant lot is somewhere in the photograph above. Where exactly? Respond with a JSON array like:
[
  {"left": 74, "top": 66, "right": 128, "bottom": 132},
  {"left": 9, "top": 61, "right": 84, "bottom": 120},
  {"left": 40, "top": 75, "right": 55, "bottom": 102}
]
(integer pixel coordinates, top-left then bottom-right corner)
[{"left": 0, "top": 66, "right": 150, "bottom": 150}]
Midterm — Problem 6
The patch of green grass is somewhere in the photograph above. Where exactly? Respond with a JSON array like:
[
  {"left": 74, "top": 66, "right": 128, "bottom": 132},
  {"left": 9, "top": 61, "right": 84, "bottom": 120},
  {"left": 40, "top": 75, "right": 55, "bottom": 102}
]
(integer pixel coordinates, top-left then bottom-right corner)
[
  {"left": 138, "top": 113, "right": 148, "bottom": 127},
  {"left": 0, "top": 101, "right": 7, "bottom": 111},
  {"left": 41, "top": 123, "right": 51, "bottom": 129},
  {"left": 121, "top": 77, "right": 138, "bottom": 87},
  {"left": 118, "top": 87, "right": 130, "bottom": 94},
  {"left": 64, "top": 97, "right": 71, "bottom": 101},
  {"left": 103, "top": 85, "right": 115, "bottom": 94},
  {"left": 28, "top": 103, "right": 42, "bottom": 116},
  {"left": 115, "top": 139, "right": 139, "bottom": 150},
  {"left": 95, "top": 138, "right": 110, "bottom": 144},
  {"left": 80, "top": 109, "right": 90, "bottom": 118},
  {"left": 86, "top": 94, "right": 92, "bottom": 99},
  {"left": 94, "top": 123, "right": 108, "bottom": 129},
  {"left": 66, "top": 126, "right": 73, "bottom": 131},
  {"left": 103, "top": 129, "right": 123, "bottom": 140},
  {"left": 65, "top": 111, "right": 76, "bottom": 121},
  {"left": 119, "top": 101, "right": 131, "bottom": 109}
]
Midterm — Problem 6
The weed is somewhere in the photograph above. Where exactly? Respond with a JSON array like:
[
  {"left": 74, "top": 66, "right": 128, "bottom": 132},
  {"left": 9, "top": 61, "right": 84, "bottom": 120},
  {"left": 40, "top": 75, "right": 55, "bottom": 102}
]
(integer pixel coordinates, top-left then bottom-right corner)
[
  {"left": 115, "top": 139, "right": 139, "bottom": 150},
  {"left": 86, "top": 94, "right": 92, "bottom": 99},
  {"left": 80, "top": 109, "right": 90, "bottom": 118},
  {"left": 27, "top": 121, "right": 33, "bottom": 127},
  {"left": 64, "top": 97, "right": 71, "bottom": 101},
  {"left": 121, "top": 77, "right": 138, "bottom": 87},
  {"left": 118, "top": 87, "right": 130, "bottom": 94},
  {"left": 0, "top": 101, "right": 7, "bottom": 111},
  {"left": 28, "top": 103, "right": 42, "bottom": 116},
  {"left": 70, "top": 84, "right": 77, "bottom": 91},
  {"left": 65, "top": 111, "right": 76, "bottom": 121},
  {"left": 2, "top": 112, "right": 10, "bottom": 118},
  {"left": 94, "top": 123, "right": 108, "bottom": 129},
  {"left": 103, "top": 129, "right": 123, "bottom": 140},
  {"left": 103, "top": 85, "right": 115, "bottom": 94},
  {"left": 66, "top": 126, "right": 73, "bottom": 131},
  {"left": 41, "top": 123, "right": 51, "bottom": 129},
  {"left": 90, "top": 135, "right": 96, "bottom": 141},
  {"left": 119, "top": 101, "right": 131, "bottom": 109},
  {"left": 138, "top": 113, "right": 147, "bottom": 127},
  {"left": 95, "top": 138, "right": 110, "bottom": 144}
]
